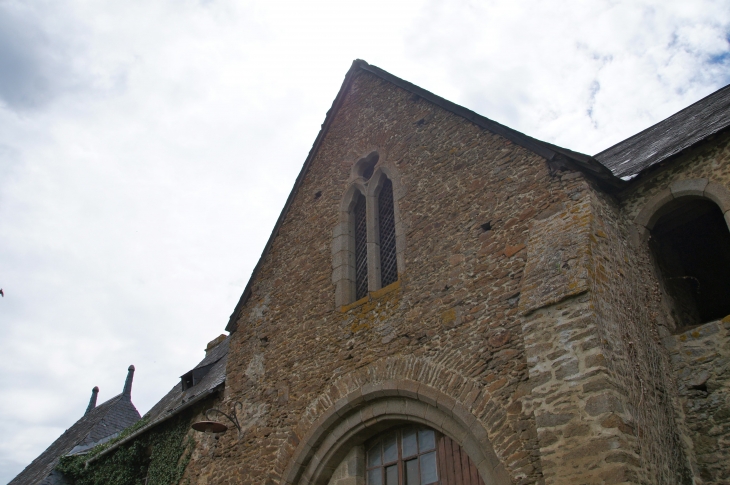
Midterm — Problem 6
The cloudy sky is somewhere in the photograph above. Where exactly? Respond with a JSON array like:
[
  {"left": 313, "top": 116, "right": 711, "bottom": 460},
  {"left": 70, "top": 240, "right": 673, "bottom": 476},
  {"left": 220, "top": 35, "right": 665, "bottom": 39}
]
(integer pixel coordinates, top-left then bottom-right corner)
[{"left": 0, "top": 0, "right": 728, "bottom": 481}]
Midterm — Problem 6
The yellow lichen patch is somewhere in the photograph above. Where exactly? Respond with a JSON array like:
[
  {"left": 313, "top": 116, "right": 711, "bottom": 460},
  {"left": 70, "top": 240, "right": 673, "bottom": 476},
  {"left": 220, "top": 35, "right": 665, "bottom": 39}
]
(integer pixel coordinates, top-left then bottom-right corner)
[
  {"left": 340, "top": 295, "right": 369, "bottom": 313},
  {"left": 441, "top": 308, "right": 457, "bottom": 325},
  {"left": 350, "top": 321, "right": 371, "bottom": 333},
  {"left": 370, "top": 280, "right": 400, "bottom": 299}
]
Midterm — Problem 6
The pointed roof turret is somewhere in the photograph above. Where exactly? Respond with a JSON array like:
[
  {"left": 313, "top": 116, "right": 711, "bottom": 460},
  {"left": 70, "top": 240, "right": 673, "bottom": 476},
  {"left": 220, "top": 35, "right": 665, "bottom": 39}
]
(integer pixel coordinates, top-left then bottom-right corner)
[
  {"left": 84, "top": 386, "right": 99, "bottom": 415},
  {"left": 122, "top": 365, "right": 134, "bottom": 400}
]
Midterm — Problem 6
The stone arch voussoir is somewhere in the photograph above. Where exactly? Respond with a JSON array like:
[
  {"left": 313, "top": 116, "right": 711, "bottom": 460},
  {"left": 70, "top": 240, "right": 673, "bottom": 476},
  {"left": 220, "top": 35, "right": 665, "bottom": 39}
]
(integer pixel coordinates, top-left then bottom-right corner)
[
  {"left": 276, "top": 356, "right": 516, "bottom": 485},
  {"left": 633, "top": 178, "right": 730, "bottom": 242}
]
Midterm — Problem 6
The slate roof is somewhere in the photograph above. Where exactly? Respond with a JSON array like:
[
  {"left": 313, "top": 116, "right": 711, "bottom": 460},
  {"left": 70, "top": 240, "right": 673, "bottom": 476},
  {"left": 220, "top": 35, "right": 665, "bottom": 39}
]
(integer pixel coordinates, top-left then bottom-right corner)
[
  {"left": 145, "top": 336, "right": 228, "bottom": 423},
  {"left": 84, "top": 337, "right": 229, "bottom": 466},
  {"left": 595, "top": 83, "right": 730, "bottom": 178},
  {"left": 9, "top": 393, "right": 140, "bottom": 485}
]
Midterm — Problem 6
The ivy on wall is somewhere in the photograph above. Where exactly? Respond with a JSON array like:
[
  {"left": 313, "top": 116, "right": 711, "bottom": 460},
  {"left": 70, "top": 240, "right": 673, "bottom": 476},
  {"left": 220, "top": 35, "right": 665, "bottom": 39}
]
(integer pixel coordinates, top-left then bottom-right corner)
[{"left": 57, "top": 416, "right": 194, "bottom": 485}]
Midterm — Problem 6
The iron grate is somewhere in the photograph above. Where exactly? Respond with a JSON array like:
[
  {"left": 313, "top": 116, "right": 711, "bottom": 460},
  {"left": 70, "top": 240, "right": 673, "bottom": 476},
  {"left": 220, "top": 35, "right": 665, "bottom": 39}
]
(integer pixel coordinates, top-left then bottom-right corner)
[
  {"left": 354, "top": 192, "right": 369, "bottom": 300},
  {"left": 379, "top": 179, "right": 398, "bottom": 288}
]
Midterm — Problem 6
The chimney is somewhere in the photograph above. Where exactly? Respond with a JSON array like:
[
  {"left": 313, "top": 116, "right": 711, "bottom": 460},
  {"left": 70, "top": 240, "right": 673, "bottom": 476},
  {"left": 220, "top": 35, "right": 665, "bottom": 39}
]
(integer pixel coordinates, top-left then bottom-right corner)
[
  {"left": 122, "top": 365, "right": 135, "bottom": 400},
  {"left": 205, "top": 334, "right": 227, "bottom": 355},
  {"left": 85, "top": 386, "right": 99, "bottom": 415}
]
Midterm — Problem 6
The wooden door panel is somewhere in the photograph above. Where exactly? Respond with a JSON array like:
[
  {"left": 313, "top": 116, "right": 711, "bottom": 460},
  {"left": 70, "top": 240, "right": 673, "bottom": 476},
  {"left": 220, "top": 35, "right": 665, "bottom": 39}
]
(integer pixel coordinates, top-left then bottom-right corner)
[{"left": 438, "top": 435, "right": 485, "bottom": 485}]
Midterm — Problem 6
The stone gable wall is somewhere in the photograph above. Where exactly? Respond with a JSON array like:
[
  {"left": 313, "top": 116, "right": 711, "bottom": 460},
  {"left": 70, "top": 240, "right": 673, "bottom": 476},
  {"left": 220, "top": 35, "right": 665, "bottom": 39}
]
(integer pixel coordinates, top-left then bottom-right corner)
[
  {"left": 212, "top": 71, "right": 602, "bottom": 485},
  {"left": 173, "top": 71, "right": 730, "bottom": 485}
]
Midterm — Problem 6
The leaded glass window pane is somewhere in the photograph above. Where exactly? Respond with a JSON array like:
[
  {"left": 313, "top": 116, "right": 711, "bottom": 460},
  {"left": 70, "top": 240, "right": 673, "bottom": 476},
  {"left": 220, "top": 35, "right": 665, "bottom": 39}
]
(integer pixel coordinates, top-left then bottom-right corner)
[
  {"left": 378, "top": 178, "right": 397, "bottom": 288},
  {"left": 419, "top": 452, "right": 437, "bottom": 484},
  {"left": 368, "top": 468, "right": 383, "bottom": 485},
  {"left": 368, "top": 442, "right": 382, "bottom": 467},
  {"left": 383, "top": 434, "right": 398, "bottom": 463},
  {"left": 385, "top": 465, "right": 398, "bottom": 485},
  {"left": 404, "top": 458, "right": 419, "bottom": 485},
  {"left": 402, "top": 430, "right": 418, "bottom": 457},
  {"left": 418, "top": 429, "right": 435, "bottom": 452},
  {"left": 354, "top": 192, "right": 368, "bottom": 300}
]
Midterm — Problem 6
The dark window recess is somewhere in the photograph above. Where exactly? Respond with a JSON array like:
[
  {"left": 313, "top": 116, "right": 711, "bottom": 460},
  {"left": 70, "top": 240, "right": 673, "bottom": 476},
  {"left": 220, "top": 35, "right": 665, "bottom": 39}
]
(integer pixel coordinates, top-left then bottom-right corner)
[
  {"left": 379, "top": 178, "right": 398, "bottom": 288},
  {"left": 180, "top": 362, "right": 215, "bottom": 391},
  {"left": 359, "top": 152, "right": 379, "bottom": 181},
  {"left": 354, "top": 192, "right": 369, "bottom": 300},
  {"left": 650, "top": 198, "right": 730, "bottom": 329}
]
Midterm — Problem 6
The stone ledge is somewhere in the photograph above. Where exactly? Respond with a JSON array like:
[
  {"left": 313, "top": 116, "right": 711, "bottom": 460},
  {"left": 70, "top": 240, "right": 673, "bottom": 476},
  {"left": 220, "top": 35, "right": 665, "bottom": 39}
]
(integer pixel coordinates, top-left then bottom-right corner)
[{"left": 339, "top": 279, "right": 401, "bottom": 313}]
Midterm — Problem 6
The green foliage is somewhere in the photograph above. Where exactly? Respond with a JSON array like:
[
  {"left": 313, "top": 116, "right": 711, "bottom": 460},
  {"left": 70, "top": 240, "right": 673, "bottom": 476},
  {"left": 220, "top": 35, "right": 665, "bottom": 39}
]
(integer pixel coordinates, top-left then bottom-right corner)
[{"left": 57, "top": 416, "right": 194, "bottom": 485}]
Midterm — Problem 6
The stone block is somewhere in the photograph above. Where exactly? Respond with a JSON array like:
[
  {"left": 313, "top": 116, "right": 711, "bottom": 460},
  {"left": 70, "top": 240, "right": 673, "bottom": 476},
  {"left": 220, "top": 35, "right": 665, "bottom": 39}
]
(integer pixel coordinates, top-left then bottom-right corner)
[
  {"left": 634, "top": 188, "right": 673, "bottom": 228},
  {"left": 670, "top": 178, "right": 708, "bottom": 198},
  {"left": 535, "top": 412, "right": 574, "bottom": 428},
  {"left": 704, "top": 180, "right": 730, "bottom": 212},
  {"left": 584, "top": 392, "right": 624, "bottom": 416}
]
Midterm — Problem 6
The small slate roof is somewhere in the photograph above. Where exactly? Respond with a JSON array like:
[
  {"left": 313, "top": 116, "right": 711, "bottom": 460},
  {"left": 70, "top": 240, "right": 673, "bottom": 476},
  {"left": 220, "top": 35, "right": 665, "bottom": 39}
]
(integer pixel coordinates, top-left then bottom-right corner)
[
  {"left": 145, "top": 336, "right": 228, "bottom": 423},
  {"left": 145, "top": 337, "right": 230, "bottom": 426},
  {"left": 595, "top": 83, "right": 730, "bottom": 178},
  {"left": 85, "top": 337, "right": 229, "bottom": 467},
  {"left": 9, "top": 393, "right": 140, "bottom": 485}
]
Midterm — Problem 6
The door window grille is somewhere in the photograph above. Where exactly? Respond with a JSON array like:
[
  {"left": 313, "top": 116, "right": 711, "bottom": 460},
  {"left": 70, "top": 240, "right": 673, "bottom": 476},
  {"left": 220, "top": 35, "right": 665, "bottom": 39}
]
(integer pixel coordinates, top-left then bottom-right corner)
[
  {"left": 354, "top": 192, "right": 369, "bottom": 300},
  {"left": 378, "top": 178, "right": 398, "bottom": 287}
]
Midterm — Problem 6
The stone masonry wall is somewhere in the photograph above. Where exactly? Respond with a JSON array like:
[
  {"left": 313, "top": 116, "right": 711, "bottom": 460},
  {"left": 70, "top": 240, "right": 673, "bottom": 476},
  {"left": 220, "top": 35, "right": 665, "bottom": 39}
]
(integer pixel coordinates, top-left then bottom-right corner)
[
  {"left": 206, "top": 70, "right": 626, "bottom": 485},
  {"left": 618, "top": 130, "right": 730, "bottom": 484},
  {"left": 517, "top": 176, "right": 645, "bottom": 484},
  {"left": 589, "top": 185, "right": 692, "bottom": 484},
  {"left": 584, "top": 130, "right": 730, "bottom": 484},
  {"left": 668, "top": 318, "right": 730, "bottom": 483}
]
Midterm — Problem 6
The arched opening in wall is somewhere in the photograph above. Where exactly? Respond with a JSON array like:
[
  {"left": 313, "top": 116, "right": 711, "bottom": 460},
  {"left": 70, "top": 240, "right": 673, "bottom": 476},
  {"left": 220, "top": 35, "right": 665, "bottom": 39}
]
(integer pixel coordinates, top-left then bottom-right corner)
[{"left": 649, "top": 197, "right": 730, "bottom": 329}]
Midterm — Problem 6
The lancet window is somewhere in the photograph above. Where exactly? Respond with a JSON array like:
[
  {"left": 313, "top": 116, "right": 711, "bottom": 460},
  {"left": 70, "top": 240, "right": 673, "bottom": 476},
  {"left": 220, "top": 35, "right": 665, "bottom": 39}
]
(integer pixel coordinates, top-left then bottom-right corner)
[{"left": 333, "top": 152, "right": 402, "bottom": 307}]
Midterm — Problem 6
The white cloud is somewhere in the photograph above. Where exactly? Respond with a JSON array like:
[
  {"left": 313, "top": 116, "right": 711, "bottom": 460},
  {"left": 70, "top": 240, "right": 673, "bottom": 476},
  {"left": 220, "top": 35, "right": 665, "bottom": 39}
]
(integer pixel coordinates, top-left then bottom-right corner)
[{"left": 0, "top": 0, "right": 728, "bottom": 482}]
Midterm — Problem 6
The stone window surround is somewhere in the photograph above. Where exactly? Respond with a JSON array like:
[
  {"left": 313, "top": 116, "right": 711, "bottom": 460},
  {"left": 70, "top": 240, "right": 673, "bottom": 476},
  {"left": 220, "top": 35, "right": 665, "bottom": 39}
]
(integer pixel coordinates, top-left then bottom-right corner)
[{"left": 332, "top": 154, "right": 406, "bottom": 308}]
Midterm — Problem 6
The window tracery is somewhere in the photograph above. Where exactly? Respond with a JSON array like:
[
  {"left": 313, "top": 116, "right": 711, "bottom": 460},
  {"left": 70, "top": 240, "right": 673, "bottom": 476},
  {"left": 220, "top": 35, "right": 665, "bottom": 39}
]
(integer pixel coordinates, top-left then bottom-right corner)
[{"left": 334, "top": 152, "right": 403, "bottom": 307}]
